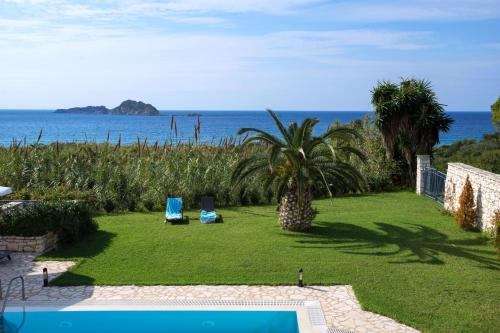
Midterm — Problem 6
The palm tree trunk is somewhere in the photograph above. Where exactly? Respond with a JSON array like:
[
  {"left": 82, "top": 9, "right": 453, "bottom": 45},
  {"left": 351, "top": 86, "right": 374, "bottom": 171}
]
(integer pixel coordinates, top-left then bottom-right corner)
[{"left": 279, "top": 188, "right": 314, "bottom": 231}]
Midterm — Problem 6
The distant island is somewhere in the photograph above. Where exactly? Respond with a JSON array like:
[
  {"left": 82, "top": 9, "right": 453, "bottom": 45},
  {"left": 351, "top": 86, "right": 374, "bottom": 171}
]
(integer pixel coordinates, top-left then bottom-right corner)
[{"left": 55, "top": 100, "right": 160, "bottom": 116}]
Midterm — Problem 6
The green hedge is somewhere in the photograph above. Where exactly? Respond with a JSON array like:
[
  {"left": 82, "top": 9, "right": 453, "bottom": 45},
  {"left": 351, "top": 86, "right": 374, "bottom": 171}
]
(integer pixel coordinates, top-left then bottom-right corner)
[{"left": 0, "top": 201, "right": 97, "bottom": 244}]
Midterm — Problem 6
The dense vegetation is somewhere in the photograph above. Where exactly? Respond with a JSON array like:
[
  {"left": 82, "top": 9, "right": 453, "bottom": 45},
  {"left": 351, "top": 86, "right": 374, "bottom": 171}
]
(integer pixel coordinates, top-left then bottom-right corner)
[
  {"left": 0, "top": 201, "right": 96, "bottom": 243},
  {"left": 0, "top": 116, "right": 396, "bottom": 212},
  {"left": 432, "top": 133, "right": 500, "bottom": 173},
  {"left": 0, "top": 141, "right": 268, "bottom": 211},
  {"left": 492, "top": 95, "right": 500, "bottom": 130},
  {"left": 42, "top": 192, "right": 500, "bottom": 333}
]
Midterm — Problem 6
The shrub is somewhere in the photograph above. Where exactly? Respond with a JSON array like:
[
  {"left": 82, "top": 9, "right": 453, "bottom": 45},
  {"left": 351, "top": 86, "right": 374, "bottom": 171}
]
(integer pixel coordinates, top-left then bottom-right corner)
[
  {"left": 454, "top": 176, "right": 477, "bottom": 230},
  {"left": 433, "top": 133, "right": 500, "bottom": 173},
  {"left": 127, "top": 198, "right": 137, "bottom": 212},
  {"left": 143, "top": 199, "right": 155, "bottom": 211},
  {"left": 341, "top": 116, "right": 399, "bottom": 192},
  {"left": 493, "top": 210, "right": 500, "bottom": 256},
  {"left": 103, "top": 199, "right": 116, "bottom": 213},
  {"left": 0, "top": 201, "right": 97, "bottom": 244}
]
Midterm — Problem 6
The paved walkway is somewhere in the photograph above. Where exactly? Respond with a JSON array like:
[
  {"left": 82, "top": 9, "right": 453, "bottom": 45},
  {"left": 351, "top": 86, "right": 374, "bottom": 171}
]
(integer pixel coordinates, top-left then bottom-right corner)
[{"left": 1, "top": 252, "right": 419, "bottom": 333}]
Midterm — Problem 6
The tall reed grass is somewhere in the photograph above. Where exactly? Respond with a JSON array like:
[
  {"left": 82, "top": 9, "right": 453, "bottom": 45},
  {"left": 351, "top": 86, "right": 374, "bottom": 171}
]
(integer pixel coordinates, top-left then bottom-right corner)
[
  {"left": 0, "top": 132, "right": 269, "bottom": 211},
  {"left": 0, "top": 115, "right": 395, "bottom": 212}
]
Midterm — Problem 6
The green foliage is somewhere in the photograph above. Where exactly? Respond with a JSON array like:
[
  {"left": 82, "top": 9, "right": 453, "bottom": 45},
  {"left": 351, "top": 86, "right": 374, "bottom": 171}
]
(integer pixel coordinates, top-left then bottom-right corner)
[
  {"left": 371, "top": 78, "right": 453, "bottom": 185},
  {"left": 433, "top": 133, "right": 500, "bottom": 173},
  {"left": 0, "top": 201, "right": 97, "bottom": 243},
  {"left": 493, "top": 211, "right": 500, "bottom": 256},
  {"left": 455, "top": 176, "right": 477, "bottom": 230},
  {"left": 0, "top": 141, "right": 269, "bottom": 211},
  {"left": 491, "top": 95, "right": 500, "bottom": 130},
  {"left": 0, "top": 117, "right": 404, "bottom": 212},
  {"left": 339, "top": 116, "right": 400, "bottom": 192}
]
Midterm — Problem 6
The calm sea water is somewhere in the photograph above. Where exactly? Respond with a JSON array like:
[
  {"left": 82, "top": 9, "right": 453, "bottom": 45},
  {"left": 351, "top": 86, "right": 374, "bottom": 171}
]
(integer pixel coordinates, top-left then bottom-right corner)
[{"left": 0, "top": 110, "right": 494, "bottom": 146}]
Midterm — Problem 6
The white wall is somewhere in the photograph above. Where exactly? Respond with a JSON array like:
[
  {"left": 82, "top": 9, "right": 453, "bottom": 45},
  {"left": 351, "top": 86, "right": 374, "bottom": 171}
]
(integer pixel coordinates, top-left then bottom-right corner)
[{"left": 444, "top": 163, "right": 500, "bottom": 231}]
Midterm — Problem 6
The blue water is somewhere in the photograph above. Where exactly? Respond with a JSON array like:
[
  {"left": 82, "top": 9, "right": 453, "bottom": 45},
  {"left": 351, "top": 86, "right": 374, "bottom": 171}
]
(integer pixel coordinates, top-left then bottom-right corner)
[
  {"left": 3, "top": 310, "right": 299, "bottom": 333},
  {"left": 0, "top": 110, "right": 495, "bottom": 146}
]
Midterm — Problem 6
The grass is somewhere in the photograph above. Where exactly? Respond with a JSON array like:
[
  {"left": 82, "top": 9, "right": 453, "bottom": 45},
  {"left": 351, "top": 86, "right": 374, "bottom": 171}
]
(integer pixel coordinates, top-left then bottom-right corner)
[{"left": 41, "top": 191, "right": 500, "bottom": 333}]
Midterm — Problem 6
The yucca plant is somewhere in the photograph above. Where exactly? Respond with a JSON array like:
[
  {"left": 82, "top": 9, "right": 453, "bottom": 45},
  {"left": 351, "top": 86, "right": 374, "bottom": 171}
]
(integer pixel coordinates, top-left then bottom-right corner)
[
  {"left": 371, "top": 78, "right": 453, "bottom": 185},
  {"left": 231, "top": 110, "right": 365, "bottom": 231}
]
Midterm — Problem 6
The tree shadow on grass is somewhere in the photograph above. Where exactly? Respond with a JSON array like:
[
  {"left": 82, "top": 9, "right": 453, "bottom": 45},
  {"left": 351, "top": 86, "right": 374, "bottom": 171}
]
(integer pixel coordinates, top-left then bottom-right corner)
[
  {"left": 49, "top": 271, "right": 95, "bottom": 286},
  {"left": 224, "top": 207, "right": 277, "bottom": 218},
  {"left": 288, "top": 221, "right": 499, "bottom": 269},
  {"left": 42, "top": 230, "right": 117, "bottom": 260}
]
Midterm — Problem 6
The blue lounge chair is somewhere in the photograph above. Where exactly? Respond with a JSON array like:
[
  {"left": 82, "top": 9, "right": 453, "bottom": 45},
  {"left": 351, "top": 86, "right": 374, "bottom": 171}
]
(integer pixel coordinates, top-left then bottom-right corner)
[
  {"left": 165, "top": 198, "right": 188, "bottom": 224},
  {"left": 200, "top": 196, "right": 222, "bottom": 224}
]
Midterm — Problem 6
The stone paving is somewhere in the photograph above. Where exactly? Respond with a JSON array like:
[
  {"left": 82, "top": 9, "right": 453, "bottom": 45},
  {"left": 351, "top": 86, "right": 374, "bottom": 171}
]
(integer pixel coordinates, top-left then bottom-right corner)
[{"left": 1, "top": 252, "right": 420, "bottom": 333}]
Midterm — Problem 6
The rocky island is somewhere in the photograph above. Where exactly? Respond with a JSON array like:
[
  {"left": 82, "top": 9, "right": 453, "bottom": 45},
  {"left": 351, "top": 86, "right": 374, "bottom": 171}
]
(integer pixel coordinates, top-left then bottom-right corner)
[{"left": 55, "top": 100, "right": 160, "bottom": 116}]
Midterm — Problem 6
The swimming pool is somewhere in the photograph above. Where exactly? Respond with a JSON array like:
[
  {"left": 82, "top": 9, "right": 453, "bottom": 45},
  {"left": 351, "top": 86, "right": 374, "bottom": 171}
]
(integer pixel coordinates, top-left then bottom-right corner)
[
  {"left": 3, "top": 310, "right": 298, "bottom": 333},
  {"left": 2, "top": 301, "right": 327, "bottom": 333}
]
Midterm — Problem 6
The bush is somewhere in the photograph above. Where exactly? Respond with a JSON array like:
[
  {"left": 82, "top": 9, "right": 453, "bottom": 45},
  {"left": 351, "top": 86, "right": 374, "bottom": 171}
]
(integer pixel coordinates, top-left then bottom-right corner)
[
  {"left": 143, "top": 199, "right": 155, "bottom": 211},
  {"left": 127, "top": 199, "right": 137, "bottom": 212},
  {"left": 493, "top": 211, "right": 500, "bottom": 256},
  {"left": 103, "top": 199, "right": 116, "bottom": 213},
  {"left": 433, "top": 133, "right": 500, "bottom": 173},
  {"left": 340, "top": 116, "right": 400, "bottom": 191},
  {"left": 454, "top": 176, "right": 477, "bottom": 230},
  {"left": 0, "top": 201, "right": 97, "bottom": 244}
]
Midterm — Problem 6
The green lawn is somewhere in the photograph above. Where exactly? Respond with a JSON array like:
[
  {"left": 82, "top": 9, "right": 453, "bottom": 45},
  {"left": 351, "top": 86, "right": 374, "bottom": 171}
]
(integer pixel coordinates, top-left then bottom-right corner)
[{"left": 41, "top": 191, "right": 499, "bottom": 333}]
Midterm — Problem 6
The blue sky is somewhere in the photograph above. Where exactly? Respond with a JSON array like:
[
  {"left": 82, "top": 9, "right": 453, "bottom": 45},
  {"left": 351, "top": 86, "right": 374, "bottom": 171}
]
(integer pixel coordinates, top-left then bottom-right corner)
[{"left": 1, "top": 0, "right": 499, "bottom": 111}]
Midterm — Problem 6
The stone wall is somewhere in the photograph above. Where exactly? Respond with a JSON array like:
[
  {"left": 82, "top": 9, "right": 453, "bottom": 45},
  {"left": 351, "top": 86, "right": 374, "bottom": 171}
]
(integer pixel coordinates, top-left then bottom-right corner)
[
  {"left": 0, "top": 232, "right": 57, "bottom": 252},
  {"left": 444, "top": 163, "right": 500, "bottom": 231}
]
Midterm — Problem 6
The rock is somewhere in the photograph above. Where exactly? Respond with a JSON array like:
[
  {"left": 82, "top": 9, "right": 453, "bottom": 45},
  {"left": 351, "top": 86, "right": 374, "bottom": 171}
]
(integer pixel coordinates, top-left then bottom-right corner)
[
  {"left": 54, "top": 100, "right": 160, "bottom": 116},
  {"left": 54, "top": 105, "right": 108, "bottom": 114},
  {"left": 110, "top": 100, "right": 159, "bottom": 116}
]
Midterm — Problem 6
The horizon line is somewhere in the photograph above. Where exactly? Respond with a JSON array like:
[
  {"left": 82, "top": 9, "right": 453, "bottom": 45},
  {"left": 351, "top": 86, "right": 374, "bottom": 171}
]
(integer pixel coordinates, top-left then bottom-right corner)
[{"left": 0, "top": 109, "right": 491, "bottom": 113}]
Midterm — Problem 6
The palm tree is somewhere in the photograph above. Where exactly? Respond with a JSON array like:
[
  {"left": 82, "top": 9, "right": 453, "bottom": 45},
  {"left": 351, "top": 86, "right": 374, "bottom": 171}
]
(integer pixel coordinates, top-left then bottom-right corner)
[
  {"left": 371, "top": 78, "right": 453, "bottom": 184},
  {"left": 231, "top": 110, "right": 365, "bottom": 231}
]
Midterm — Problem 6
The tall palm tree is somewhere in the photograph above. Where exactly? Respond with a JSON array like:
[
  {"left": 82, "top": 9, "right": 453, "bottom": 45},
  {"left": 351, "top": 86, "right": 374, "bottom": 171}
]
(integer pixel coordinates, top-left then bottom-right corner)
[
  {"left": 231, "top": 110, "right": 365, "bottom": 231},
  {"left": 371, "top": 78, "right": 453, "bottom": 184}
]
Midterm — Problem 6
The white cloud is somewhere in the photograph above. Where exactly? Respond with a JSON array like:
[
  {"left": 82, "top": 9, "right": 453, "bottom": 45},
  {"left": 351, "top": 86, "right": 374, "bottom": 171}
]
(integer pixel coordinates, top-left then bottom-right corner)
[
  {"left": 0, "top": 0, "right": 324, "bottom": 23},
  {"left": 313, "top": 0, "right": 500, "bottom": 22},
  {"left": 149, "top": 0, "right": 324, "bottom": 14},
  {"left": 0, "top": 18, "right": 43, "bottom": 28},
  {"left": 0, "top": 28, "right": 449, "bottom": 107},
  {"left": 0, "top": 0, "right": 498, "bottom": 110},
  {"left": 1, "top": 31, "right": 497, "bottom": 110}
]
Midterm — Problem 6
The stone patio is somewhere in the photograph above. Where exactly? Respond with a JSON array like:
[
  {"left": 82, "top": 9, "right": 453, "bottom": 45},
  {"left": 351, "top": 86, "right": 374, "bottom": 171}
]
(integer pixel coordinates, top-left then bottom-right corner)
[{"left": 1, "top": 252, "right": 419, "bottom": 333}]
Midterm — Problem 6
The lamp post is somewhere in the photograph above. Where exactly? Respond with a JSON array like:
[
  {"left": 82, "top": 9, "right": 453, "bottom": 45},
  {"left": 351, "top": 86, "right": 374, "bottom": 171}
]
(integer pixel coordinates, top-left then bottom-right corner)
[
  {"left": 43, "top": 268, "right": 48, "bottom": 287},
  {"left": 298, "top": 268, "right": 304, "bottom": 287}
]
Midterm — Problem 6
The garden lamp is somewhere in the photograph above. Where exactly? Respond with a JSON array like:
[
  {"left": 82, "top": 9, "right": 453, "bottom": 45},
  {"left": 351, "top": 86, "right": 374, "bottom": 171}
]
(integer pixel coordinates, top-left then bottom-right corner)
[
  {"left": 43, "top": 268, "right": 48, "bottom": 287},
  {"left": 298, "top": 268, "right": 304, "bottom": 287}
]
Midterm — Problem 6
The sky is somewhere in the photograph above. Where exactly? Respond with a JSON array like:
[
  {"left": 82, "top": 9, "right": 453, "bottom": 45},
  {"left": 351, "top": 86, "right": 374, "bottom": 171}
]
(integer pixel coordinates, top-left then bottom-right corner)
[{"left": 0, "top": 0, "right": 499, "bottom": 111}]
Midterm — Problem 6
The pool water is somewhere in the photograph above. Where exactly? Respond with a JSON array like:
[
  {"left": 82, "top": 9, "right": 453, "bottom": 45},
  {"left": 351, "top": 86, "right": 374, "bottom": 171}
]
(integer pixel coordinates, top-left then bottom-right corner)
[{"left": 2, "top": 310, "right": 299, "bottom": 333}]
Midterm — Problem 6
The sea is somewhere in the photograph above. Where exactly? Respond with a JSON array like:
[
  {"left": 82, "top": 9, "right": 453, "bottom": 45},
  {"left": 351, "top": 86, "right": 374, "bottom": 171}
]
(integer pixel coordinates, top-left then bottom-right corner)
[{"left": 0, "top": 110, "right": 495, "bottom": 147}]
